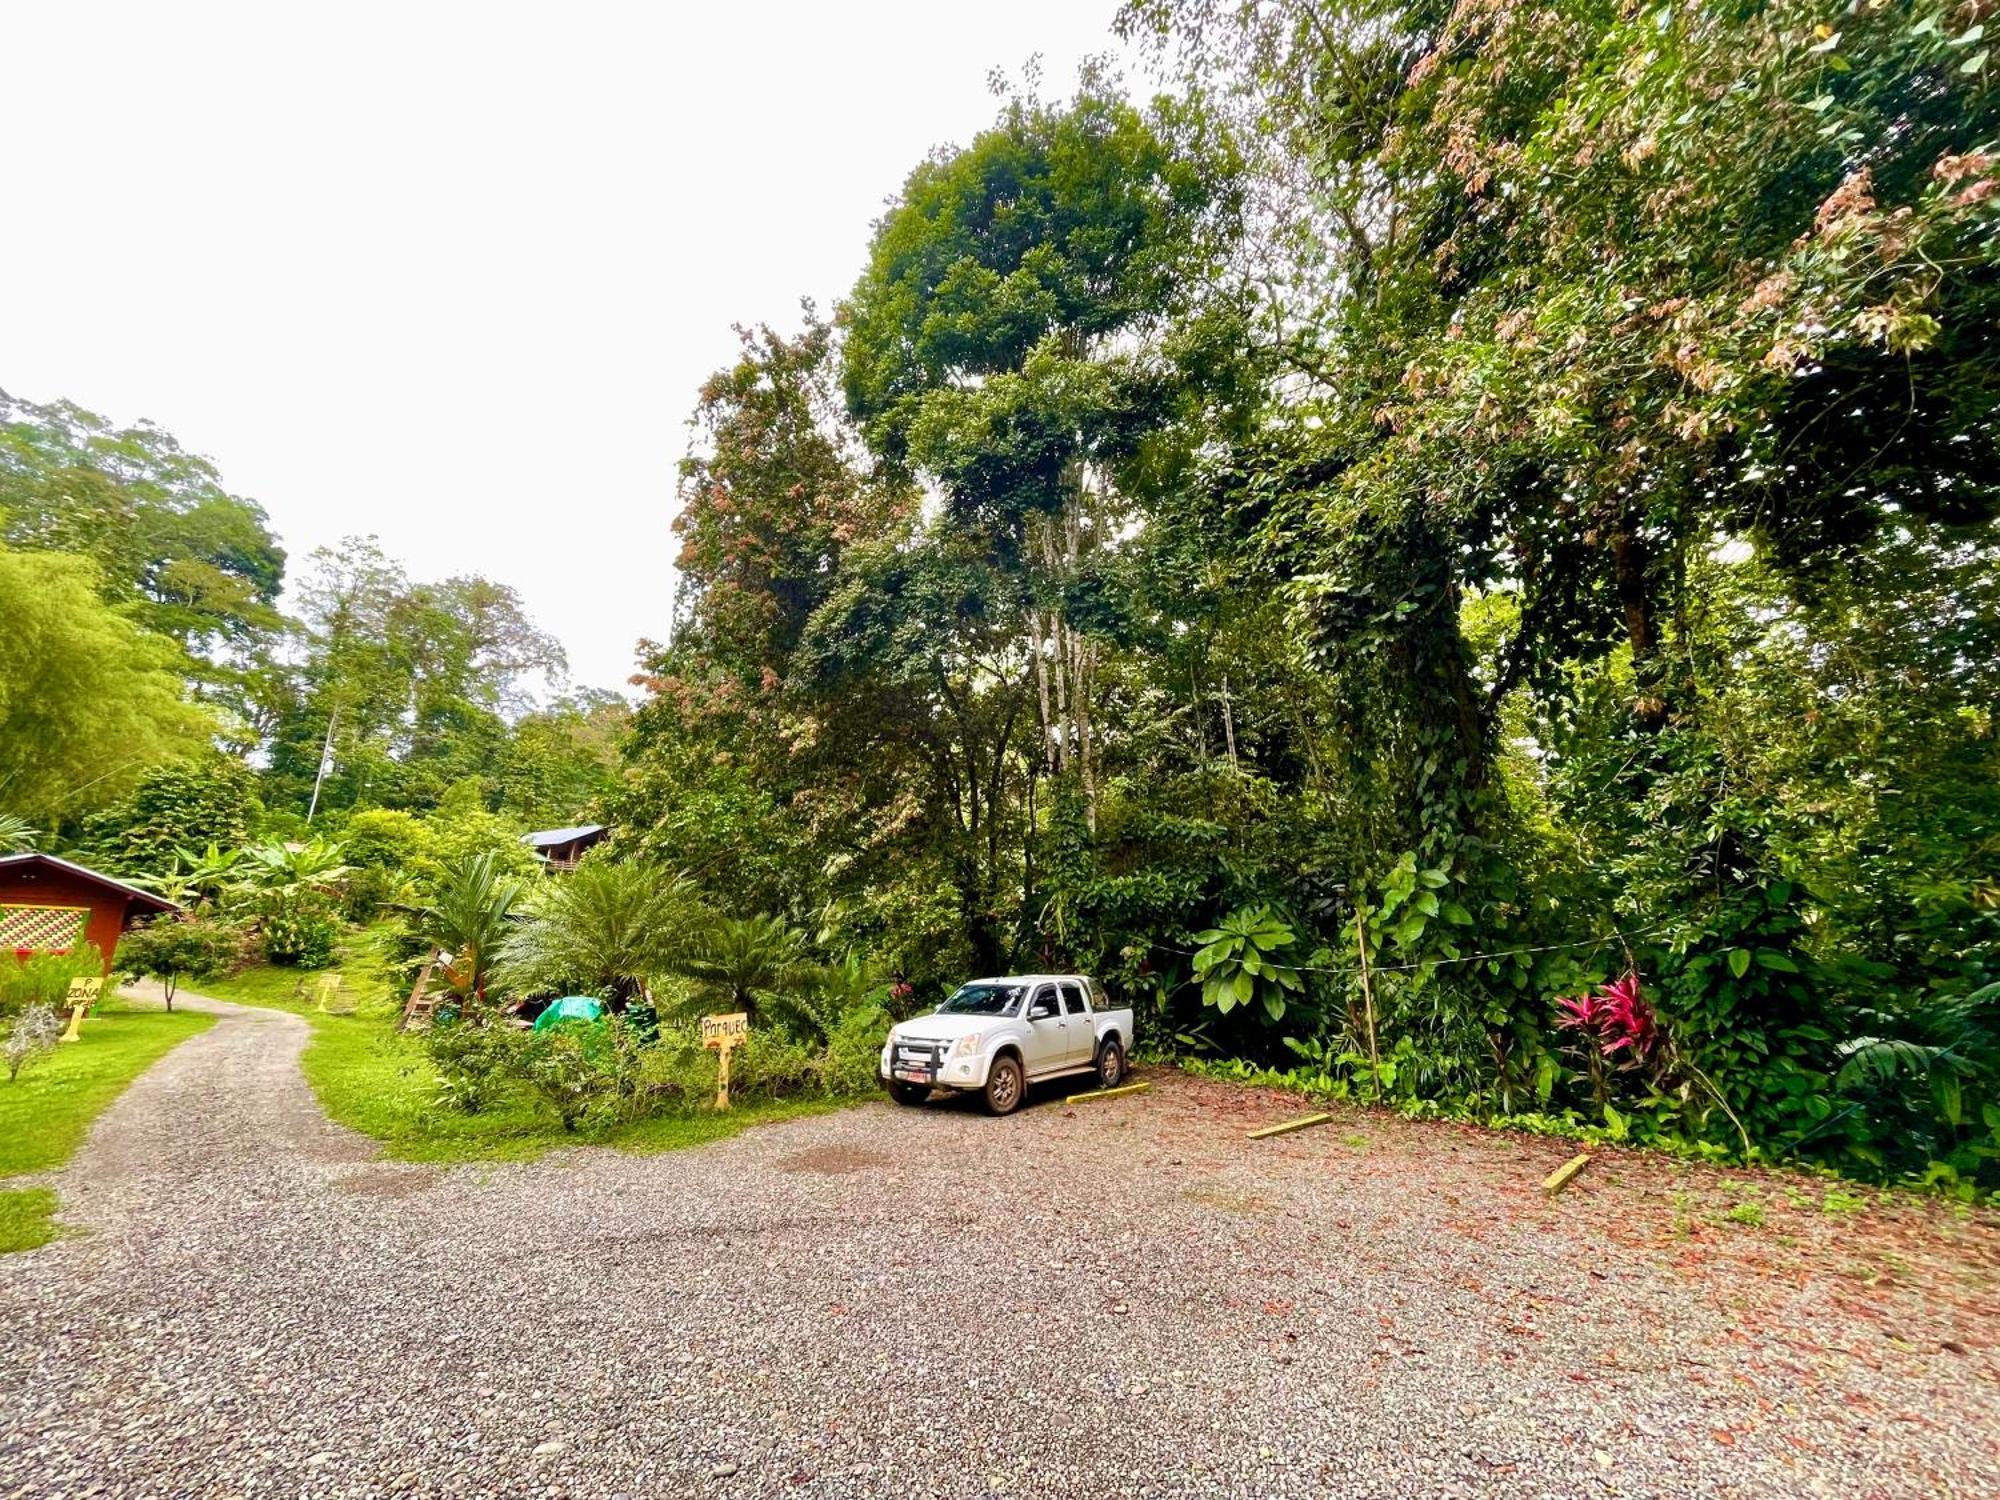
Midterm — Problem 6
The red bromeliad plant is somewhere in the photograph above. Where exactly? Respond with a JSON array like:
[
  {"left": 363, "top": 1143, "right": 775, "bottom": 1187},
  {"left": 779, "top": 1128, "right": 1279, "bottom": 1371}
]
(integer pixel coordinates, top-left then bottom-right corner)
[
  {"left": 1556, "top": 972, "right": 1664, "bottom": 1103},
  {"left": 1553, "top": 972, "right": 1752, "bottom": 1153}
]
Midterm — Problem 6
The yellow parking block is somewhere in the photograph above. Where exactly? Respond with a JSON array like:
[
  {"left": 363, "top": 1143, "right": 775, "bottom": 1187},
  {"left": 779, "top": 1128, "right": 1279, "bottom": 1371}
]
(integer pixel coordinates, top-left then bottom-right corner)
[
  {"left": 1247, "top": 1111, "right": 1332, "bottom": 1140},
  {"left": 1068, "top": 1081, "right": 1152, "bottom": 1104}
]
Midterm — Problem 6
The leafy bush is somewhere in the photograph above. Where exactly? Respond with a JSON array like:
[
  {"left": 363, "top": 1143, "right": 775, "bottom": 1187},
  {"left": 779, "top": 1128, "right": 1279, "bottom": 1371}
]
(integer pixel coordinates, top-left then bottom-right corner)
[
  {"left": 119, "top": 915, "right": 245, "bottom": 1009},
  {"left": 1192, "top": 905, "right": 1307, "bottom": 1021},
  {"left": 730, "top": 1027, "right": 822, "bottom": 1101},
  {"left": 341, "top": 808, "right": 433, "bottom": 870},
  {"left": 4, "top": 1004, "right": 64, "bottom": 1081},
  {"left": 824, "top": 1002, "right": 894, "bottom": 1095},
  {"left": 73, "top": 759, "right": 259, "bottom": 877},
  {"left": 425, "top": 1017, "right": 520, "bottom": 1114},
  {"left": 339, "top": 809, "right": 432, "bottom": 921},
  {"left": 513, "top": 1022, "right": 620, "bottom": 1131},
  {"left": 421, "top": 800, "right": 539, "bottom": 884},
  {"left": 258, "top": 892, "right": 340, "bottom": 968}
]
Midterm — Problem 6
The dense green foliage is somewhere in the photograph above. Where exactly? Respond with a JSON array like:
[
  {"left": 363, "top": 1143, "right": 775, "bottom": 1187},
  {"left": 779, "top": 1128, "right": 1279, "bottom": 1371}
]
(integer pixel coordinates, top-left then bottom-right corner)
[
  {"left": 0, "top": 544, "right": 217, "bottom": 823},
  {"left": 608, "top": 12, "right": 2000, "bottom": 1189}
]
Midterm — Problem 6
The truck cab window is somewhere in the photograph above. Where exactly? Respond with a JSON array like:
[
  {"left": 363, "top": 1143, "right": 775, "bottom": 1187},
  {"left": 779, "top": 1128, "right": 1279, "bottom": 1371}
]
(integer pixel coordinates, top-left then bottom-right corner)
[
  {"left": 1027, "top": 985, "right": 1060, "bottom": 1020},
  {"left": 1059, "top": 982, "right": 1086, "bottom": 1015}
]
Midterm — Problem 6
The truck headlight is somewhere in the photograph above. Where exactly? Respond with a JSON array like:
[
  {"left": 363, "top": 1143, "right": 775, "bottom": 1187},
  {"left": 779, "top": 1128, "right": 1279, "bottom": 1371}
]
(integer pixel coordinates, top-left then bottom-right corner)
[{"left": 950, "top": 1033, "right": 982, "bottom": 1058}]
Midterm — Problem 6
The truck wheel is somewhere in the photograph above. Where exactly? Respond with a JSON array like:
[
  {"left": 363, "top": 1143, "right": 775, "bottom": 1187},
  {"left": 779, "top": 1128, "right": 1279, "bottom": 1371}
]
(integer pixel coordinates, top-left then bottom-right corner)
[
  {"left": 889, "top": 1082, "right": 929, "bottom": 1107},
  {"left": 983, "top": 1054, "right": 1025, "bottom": 1116},
  {"left": 1094, "top": 1039, "right": 1126, "bottom": 1088}
]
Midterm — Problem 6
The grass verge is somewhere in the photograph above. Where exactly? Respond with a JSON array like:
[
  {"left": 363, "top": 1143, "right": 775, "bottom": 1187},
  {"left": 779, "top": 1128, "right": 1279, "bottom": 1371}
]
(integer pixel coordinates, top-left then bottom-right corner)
[
  {"left": 0, "top": 1189, "right": 59, "bottom": 1253},
  {"left": 0, "top": 998, "right": 216, "bottom": 1251},
  {"left": 194, "top": 944, "right": 849, "bottom": 1164}
]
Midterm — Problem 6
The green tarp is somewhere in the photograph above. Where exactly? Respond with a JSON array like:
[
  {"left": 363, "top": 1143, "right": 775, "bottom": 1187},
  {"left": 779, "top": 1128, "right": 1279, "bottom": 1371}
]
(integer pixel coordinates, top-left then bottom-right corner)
[{"left": 532, "top": 995, "right": 603, "bottom": 1030}]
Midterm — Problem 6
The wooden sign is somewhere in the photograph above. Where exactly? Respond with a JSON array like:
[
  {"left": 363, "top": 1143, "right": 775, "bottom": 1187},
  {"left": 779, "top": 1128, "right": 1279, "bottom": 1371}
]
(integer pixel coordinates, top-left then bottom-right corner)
[
  {"left": 60, "top": 975, "right": 104, "bottom": 1044},
  {"left": 701, "top": 1011, "right": 748, "bottom": 1109}
]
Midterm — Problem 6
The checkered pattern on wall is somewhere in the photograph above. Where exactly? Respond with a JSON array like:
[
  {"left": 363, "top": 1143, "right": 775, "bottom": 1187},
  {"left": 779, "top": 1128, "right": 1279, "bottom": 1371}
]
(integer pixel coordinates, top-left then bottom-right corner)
[{"left": 0, "top": 904, "right": 87, "bottom": 954}]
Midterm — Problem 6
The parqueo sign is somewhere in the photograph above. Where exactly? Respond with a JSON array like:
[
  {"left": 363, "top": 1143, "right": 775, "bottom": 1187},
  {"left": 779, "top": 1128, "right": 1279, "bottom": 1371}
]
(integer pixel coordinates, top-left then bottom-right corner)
[{"left": 701, "top": 1011, "right": 748, "bottom": 1109}]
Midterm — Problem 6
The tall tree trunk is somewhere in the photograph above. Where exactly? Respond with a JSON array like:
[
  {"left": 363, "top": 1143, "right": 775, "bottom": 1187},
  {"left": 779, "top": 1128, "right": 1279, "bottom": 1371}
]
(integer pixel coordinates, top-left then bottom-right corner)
[
  {"left": 1609, "top": 527, "right": 1666, "bottom": 729},
  {"left": 1219, "top": 673, "right": 1238, "bottom": 770}
]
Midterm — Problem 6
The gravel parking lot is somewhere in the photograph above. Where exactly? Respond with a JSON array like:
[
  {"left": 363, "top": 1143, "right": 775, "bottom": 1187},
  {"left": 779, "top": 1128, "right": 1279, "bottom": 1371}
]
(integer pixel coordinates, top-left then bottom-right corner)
[{"left": 2, "top": 996, "right": 1996, "bottom": 1498}]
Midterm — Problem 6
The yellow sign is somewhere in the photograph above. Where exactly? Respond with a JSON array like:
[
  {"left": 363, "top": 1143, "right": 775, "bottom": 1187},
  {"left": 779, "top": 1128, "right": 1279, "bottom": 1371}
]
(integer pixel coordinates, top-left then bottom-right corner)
[
  {"left": 700, "top": 1012, "right": 748, "bottom": 1047},
  {"left": 701, "top": 1012, "right": 748, "bottom": 1109},
  {"left": 59, "top": 975, "right": 104, "bottom": 1044}
]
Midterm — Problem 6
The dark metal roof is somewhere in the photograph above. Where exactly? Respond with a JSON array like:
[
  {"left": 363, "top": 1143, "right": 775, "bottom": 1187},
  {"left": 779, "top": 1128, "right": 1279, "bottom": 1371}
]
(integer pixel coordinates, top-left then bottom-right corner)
[
  {"left": 0, "top": 853, "right": 181, "bottom": 915},
  {"left": 521, "top": 824, "right": 607, "bottom": 849}
]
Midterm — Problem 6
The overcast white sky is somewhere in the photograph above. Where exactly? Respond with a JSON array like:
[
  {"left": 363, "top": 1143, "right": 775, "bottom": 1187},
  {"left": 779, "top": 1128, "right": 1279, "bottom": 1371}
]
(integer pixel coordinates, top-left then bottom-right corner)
[{"left": 0, "top": 1, "right": 1129, "bottom": 693}]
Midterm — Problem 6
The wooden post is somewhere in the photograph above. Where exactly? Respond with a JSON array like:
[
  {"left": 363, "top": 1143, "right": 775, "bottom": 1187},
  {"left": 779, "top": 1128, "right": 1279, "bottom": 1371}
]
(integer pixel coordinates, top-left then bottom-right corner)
[
  {"left": 1354, "top": 909, "right": 1381, "bottom": 1101},
  {"left": 701, "top": 1012, "right": 748, "bottom": 1110}
]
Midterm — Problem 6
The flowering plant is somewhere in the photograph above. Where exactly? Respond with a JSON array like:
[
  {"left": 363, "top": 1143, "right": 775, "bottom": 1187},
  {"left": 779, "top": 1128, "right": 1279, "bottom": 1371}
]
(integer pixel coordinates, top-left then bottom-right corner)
[{"left": 1555, "top": 973, "right": 1661, "bottom": 1071}]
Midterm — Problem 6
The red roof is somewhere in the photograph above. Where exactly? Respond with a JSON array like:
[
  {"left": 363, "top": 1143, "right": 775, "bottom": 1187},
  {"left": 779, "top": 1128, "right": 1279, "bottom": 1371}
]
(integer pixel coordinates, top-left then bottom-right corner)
[{"left": 0, "top": 853, "right": 181, "bottom": 916}]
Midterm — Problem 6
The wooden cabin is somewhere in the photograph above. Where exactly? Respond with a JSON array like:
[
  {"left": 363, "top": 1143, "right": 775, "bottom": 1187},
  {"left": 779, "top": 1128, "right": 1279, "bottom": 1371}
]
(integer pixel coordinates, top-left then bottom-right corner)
[
  {"left": 521, "top": 824, "right": 608, "bottom": 873},
  {"left": 0, "top": 853, "right": 180, "bottom": 972}
]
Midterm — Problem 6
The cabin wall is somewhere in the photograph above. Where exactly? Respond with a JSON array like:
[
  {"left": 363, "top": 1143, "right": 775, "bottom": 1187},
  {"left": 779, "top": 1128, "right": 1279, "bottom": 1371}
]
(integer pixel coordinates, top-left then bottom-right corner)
[{"left": 0, "top": 866, "right": 133, "bottom": 973}]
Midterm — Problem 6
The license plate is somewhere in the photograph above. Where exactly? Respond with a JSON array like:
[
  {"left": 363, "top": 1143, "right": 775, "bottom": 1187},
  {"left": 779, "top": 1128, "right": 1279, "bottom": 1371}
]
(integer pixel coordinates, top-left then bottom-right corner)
[{"left": 898, "top": 1069, "right": 929, "bottom": 1084}]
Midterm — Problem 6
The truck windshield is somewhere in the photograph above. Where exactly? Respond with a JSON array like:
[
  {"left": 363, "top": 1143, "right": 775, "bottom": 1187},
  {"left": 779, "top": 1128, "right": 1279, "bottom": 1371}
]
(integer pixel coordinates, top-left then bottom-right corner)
[{"left": 938, "top": 982, "right": 1026, "bottom": 1017}]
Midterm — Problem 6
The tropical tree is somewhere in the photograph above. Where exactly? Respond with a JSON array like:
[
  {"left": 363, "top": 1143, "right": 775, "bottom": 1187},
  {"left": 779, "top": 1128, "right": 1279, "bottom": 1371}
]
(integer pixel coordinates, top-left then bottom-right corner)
[
  {"left": 118, "top": 916, "right": 244, "bottom": 1011},
  {"left": 0, "top": 544, "right": 216, "bottom": 826},
  {"left": 413, "top": 852, "right": 528, "bottom": 1007},
  {"left": 672, "top": 913, "right": 809, "bottom": 1022},
  {"left": 495, "top": 859, "right": 695, "bottom": 1012},
  {"left": 0, "top": 388, "right": 287, "bottom": 674}
]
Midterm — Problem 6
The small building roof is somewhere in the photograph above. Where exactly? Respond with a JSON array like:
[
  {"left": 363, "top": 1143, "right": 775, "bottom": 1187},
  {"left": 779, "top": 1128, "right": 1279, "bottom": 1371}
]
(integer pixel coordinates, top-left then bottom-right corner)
[
  {"left": 0, "top": 853, "right": 181, "bottom": 916},
  {"left": 521, "top": 824, "right": 607, "bottom": 850}
]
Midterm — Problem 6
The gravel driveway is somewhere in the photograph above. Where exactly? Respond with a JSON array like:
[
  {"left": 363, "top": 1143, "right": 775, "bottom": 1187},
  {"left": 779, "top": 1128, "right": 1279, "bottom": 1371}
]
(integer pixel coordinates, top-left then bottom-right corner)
[{"left": 2, "top": 995, "right": 1996, "bottom": 1499}]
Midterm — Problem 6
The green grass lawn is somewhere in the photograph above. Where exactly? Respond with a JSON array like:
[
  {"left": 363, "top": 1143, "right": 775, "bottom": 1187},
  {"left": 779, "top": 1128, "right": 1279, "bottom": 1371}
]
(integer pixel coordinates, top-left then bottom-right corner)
[
  {"left": 0, "top": 998, "right": 216, "bottom": 1251},
  {"left": 193, "top": 934, "right": 845, "bottom": 1164}
]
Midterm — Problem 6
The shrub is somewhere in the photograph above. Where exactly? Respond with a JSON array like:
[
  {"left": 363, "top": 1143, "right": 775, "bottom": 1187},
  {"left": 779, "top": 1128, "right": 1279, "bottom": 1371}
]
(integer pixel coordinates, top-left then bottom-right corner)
[
  {"left": 342, "top": 808, "right": 433, "bottom": 870},
  {"left": 425, "top": 1017, "right": 520, "bottom": 1114},
  {"left": 635, "top": 1027, "right": 712, "bottom": 1109},
  {"left": 258, "top": 892, "right": 340, "bottom": 968},
  {"left": 4, "top": 1004, "right": 64, "bottom": 1081},
  {"left": 119, "top": 915, "right": 245, "bottom": 1010},
  {"left": 731, "top": 1027, "right": 822, "bottom": 1100},
  {"left": 340, "top": 866, "right": 408, "bottom": 924},
  {"left": 339, "top": 809, "right": 432, "bottom": 922},
  {"left": 73, "top": 759, "right": 259, "bottom": 876},
  {"left": 824, "top": 1003, "right": 894, "bottom": 1095},
  {"left": 514, "top": 1022, "right": 615, "bottom": 1131}
]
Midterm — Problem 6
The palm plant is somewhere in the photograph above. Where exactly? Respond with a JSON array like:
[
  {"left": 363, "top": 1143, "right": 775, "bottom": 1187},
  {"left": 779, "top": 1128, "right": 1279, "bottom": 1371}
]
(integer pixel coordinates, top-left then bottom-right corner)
[
  {"left": 494, "top": 859, "right": 694, "bottom": 1012},
  {"left": 764, "top": 950, "right": 888, "bottom": 1042},
  {"left": 672, "top": 912, "right": 809, "bottom": 1022},
  {"left": 1829, "top": 982, "right": 2000, "bottom": 1162},
  {"left": 415, "top": 852, "right": 528, "bottom": 1006},
  {"left": 0, "top": 814, "right": 37, "bottom": 854}
]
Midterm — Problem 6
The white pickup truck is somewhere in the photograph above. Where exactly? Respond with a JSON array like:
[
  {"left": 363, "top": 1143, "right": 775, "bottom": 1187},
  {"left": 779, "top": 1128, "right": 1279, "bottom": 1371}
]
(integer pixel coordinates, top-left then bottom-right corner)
[{"left": 879, "top": 974, "right": 1133, "bottom": 1115}]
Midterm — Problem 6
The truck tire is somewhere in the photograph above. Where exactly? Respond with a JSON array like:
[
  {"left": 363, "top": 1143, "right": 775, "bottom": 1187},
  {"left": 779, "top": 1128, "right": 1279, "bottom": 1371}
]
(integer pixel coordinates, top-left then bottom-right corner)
[
  {"left": 983, "top": 1053, "right": 1025, "bottom": 1116},
  {"left": 890, "top": 1082, "right": 929, "bottom": 1107},
  {"left": 1094, "top": 1038, "right": 1126, "bottom": 1088}
]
